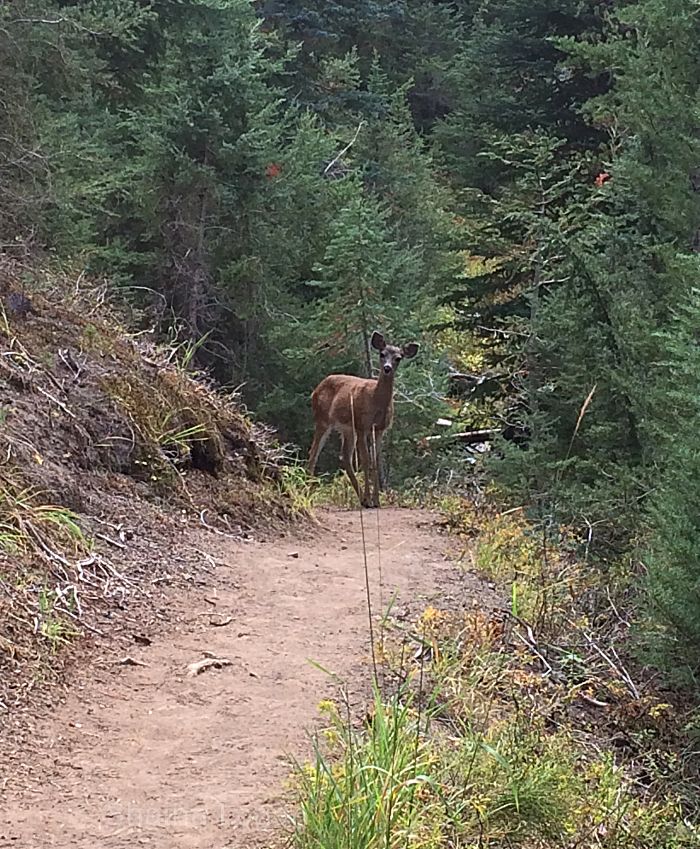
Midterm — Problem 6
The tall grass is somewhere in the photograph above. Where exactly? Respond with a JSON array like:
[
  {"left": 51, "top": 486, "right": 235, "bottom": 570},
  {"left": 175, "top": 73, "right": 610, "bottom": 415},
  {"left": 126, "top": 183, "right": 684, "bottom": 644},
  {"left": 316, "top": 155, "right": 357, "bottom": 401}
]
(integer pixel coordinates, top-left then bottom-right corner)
[
  {"left": 292, "top": 689, "right": 438, "bottom": 849},
  {"left": 0, "top": 480, "right": 89, "bottom": 556}
]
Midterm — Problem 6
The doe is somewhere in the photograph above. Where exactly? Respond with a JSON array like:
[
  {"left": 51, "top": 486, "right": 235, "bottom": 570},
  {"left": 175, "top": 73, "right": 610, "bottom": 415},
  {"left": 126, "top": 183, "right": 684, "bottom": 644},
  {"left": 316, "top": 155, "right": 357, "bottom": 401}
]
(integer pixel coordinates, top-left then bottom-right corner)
[{"left": 307, "top": 331, "right": 419, "bottom": 508}]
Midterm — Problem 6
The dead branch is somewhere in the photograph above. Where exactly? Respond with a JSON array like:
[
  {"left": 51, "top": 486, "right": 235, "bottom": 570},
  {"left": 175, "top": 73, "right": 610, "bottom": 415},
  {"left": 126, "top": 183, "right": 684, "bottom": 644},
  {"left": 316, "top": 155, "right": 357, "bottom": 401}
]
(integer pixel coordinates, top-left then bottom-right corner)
[
  {"left": 424, "top": 428, "right": 499, "bottom": 444},
  {"left": 95, "top": 532, "right": 126, "bottom": 550},
  {"left": 576, "top": 624, "right": 639, "bottom": 700},
  {"left": 323, "top": 121, "right": 365, "bottom": 176},
  {"left": 36, "top": 386, "right": 76, "bottom": 418}
]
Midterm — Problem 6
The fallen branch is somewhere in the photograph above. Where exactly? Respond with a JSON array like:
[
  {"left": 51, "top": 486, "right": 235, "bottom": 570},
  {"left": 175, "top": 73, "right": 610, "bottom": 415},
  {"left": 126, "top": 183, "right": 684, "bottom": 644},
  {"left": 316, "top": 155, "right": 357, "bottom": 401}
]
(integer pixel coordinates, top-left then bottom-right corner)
[
  {"left": 36, "top": 386, "right": 76, "bottom": 418},
  {"left": 22, "top": 520, "right": 72, "bottom": 566},
  {"left": 425, "top": 428, "right": 499, "bottom": 444},
  {"left": 95, "top": 532, "right": 126, "bottom": 550},
  {"left": 576, "top": 624, "right": 639, "bottom": 700},
  {"left": 187, "top": 656, "right": 233, "bottom": 676}
]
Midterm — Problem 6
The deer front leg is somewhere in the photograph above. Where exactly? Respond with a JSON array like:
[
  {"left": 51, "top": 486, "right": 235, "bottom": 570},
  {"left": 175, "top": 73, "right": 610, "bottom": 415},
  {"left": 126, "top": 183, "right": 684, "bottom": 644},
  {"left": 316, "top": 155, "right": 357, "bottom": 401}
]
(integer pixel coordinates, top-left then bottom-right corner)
[
  {"left": 339, "top": 433, "right": 364, "bottom": 506},
  {"left": 357, "top": 435, "right": 374, "bottom": 508},
  {"left": 369, "top": 428, "right": 383, "bottom": 508}
]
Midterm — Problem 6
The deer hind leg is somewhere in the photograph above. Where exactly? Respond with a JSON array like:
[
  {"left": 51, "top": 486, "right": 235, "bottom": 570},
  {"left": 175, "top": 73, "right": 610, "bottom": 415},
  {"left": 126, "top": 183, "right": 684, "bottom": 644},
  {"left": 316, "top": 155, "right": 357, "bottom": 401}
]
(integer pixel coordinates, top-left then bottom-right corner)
[
  {"left": 339, "top": 433, "right": 363, "bottom": 506},
  {"left": 308, "top": 424, "right": 331, "bottom": 475}
]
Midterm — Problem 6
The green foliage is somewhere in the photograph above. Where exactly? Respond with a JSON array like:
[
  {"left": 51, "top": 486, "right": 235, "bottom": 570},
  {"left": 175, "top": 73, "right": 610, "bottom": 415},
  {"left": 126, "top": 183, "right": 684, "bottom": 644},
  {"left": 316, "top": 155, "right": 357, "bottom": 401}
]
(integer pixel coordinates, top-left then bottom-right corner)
[
  {"left": 308, "top": 192, "right": 407, "bottom": 370},
  {"left": 293, "top": 690, "right": 437, "bottom": 848},
  {"left": 643, "top": 289, "right": 700, "bottom": 678},
  {"left": 436, "top": 0, "right": 700, "bottom": 573},
  {"left": 292, "top": 643, "right": 698, "bottom": 848}
]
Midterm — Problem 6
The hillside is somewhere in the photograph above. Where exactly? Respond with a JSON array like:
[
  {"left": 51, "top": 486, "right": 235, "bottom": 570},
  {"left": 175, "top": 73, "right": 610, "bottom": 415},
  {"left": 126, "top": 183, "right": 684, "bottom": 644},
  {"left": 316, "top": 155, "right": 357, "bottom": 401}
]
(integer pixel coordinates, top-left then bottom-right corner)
[{"left": 0, "top": 255, "right": 292, "bottom": 713}]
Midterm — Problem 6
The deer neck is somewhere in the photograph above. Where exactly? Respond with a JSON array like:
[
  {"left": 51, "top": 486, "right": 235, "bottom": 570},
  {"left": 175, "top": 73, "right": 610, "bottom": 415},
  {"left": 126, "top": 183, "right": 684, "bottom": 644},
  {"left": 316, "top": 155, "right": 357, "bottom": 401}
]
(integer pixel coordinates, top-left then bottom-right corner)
[{"left": 372, "top": 370, "right": 395, "bottom": 420}]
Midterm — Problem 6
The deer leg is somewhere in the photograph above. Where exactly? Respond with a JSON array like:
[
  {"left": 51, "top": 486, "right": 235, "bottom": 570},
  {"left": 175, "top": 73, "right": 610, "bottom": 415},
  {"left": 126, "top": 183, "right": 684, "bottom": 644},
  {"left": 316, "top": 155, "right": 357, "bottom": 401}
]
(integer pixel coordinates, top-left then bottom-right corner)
[
  {"left": 308, "top": 424, "right": 330, "bottom": 475},
  {"left": 357, "top": 435, "right": 373, "bottom": 508},
  {"left": 339, "top": 434, "right": 363, "bottom": 505},
  {"left": 369, "top": 428, "right": 383, "bottom": 508}
]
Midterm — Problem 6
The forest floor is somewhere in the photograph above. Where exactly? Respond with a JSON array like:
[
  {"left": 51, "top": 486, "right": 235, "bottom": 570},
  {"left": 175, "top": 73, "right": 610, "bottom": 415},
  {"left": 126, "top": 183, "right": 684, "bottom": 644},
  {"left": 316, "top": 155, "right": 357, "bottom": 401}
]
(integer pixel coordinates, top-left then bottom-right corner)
[{"left": 0, "top": 507, "right": 497, "bottom": 849}]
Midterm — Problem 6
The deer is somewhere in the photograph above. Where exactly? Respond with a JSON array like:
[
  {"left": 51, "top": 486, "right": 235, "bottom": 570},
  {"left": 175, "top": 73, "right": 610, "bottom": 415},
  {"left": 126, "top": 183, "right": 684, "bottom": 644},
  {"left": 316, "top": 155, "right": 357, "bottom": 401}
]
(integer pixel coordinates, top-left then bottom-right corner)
[{"left": 307, "top": 331, "right": 419, "bottom": 508}]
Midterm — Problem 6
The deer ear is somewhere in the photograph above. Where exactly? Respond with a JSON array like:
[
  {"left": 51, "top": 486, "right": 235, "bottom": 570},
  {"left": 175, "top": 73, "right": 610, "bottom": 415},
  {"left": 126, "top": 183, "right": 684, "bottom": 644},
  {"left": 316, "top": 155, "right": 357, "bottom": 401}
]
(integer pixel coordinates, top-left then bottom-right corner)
[
  {"left": 402, "top": 342, "right": 419, "bottom": 359},
  {"left": 370, "top": 331, "right": 385, "bottom": 351}
]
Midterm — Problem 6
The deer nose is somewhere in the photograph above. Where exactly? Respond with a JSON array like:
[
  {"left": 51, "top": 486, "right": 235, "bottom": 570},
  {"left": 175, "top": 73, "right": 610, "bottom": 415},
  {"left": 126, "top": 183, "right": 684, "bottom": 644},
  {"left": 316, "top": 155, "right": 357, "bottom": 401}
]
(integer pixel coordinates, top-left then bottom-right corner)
[{"left": 383, "top": 363, "right": 392, "bottom": 374}]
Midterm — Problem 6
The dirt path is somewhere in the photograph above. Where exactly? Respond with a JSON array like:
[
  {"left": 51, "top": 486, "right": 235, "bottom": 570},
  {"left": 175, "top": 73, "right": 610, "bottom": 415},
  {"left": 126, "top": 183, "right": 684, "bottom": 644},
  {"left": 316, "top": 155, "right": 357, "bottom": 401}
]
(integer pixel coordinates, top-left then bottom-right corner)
[{"left": 1, "top": 508, "right": 488, "bottom": 849}]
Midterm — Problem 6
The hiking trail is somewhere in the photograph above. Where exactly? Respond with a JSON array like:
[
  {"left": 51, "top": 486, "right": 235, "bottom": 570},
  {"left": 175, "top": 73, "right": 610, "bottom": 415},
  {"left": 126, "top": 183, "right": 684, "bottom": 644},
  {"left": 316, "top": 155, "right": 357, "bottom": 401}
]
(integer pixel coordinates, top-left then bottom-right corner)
[{"left": 1, "top": 507, "right": 493, "bottom": 849}]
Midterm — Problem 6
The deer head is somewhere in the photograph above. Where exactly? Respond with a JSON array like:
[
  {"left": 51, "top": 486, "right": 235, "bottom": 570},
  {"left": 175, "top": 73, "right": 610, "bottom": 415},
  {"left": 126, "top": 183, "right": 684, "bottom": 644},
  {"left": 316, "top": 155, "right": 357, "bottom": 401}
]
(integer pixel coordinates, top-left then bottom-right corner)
[{"left": 370, "top": 331, "right": 419, "bottom": 377}]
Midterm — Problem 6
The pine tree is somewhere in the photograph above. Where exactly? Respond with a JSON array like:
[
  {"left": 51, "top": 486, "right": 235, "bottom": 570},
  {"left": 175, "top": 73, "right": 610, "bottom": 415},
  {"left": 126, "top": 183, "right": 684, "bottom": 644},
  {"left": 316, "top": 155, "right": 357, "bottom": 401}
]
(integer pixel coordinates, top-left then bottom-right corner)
[
  {"left": 440, "top": 0, "right": 700, "bottom": 557},
  {"left": 643, "top": 289, "right": 700, "bottom": 676}
]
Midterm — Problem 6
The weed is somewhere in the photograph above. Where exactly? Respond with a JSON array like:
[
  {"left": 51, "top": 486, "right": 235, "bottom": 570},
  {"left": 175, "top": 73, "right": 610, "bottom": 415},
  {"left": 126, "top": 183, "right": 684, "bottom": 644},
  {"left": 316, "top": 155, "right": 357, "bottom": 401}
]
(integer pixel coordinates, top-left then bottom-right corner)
[
  {"left": 279, "top": 465, "right": 319, "bottom": 514},
  {"left": 157, "top": 416, "right": 207, "bottom": 456},
  {"left": 0, "top": 479, "right": 90, "bottom": 558},
  {"left": 80, "top": 320, "right": 115, "bottom": 355},
  {"left": 292, "top": 689, "right": 440, "bottom": 849},
  {"left": 168, "top": 329, "right": 212, "bottom": 371},
  {"left": 0, "top": 522, "right": 24, "bottom": 553},
  {"left": 103, "top": 372, "right": 226, "bottom": 478},
  {"left": 37, "top": 587, "right": 79, "bottom": 651},
  {"left": 34, "top": 505, "right": 87, "bottom": 547},
  {"left": 311, "top": 471, "right": 364, "bottom": 509}
]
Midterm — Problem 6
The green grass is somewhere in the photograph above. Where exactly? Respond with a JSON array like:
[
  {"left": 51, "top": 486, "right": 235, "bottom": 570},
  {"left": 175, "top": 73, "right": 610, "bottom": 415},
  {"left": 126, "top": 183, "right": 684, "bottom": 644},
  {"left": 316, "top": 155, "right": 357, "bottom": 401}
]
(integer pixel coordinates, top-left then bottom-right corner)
[
  {"left": 292, "top": 689, "right": 440, "bottom": 849},
  {"left": 157, "top": 418, "right": 208, "bottom": 452},
  {"left": 0, "top": 482, "right": 90, "bottom": 556},
  {"left": 0, "top": 520, "right": 24, "bottom": 553},
  {"left": 292, "top": 649, "right": 698, "bottom": 849},
  {"left": 280, "top": 465, "right": 366, "bottom": 513},
  {"left": 279, "top": 465, "right": 321, "bottom": 514}
]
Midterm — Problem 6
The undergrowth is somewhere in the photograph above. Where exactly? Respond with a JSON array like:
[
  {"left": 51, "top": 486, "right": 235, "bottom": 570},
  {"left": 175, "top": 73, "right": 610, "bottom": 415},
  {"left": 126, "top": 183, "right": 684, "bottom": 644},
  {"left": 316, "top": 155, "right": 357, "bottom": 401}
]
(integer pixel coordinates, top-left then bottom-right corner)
[
  {"left": 291, "top": 502, "right": 700, "bottom": 848},
  {"left": 297, "top": 466, "right": 423, "bottom": 511}
]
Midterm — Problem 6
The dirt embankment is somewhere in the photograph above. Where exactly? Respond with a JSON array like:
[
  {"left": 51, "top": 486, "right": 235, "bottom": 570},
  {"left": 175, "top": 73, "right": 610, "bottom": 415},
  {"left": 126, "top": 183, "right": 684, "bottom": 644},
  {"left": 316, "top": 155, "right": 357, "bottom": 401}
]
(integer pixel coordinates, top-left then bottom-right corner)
[{"left": 0, "top": 255, "right": 292, "bottom": 715}]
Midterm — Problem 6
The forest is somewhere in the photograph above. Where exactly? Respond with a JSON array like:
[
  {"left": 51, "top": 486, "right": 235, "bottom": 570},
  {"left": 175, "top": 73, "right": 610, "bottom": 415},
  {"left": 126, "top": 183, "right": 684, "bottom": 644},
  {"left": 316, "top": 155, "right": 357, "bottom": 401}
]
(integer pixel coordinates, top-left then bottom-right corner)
[{"left": 1, "top": 0, "right": 700, "bottom": 843}]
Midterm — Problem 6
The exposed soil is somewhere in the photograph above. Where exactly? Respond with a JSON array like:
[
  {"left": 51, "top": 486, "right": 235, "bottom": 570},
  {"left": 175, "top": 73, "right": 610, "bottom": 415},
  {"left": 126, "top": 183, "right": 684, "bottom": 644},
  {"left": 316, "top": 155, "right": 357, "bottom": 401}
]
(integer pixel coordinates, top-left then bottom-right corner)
[{"left": 1, "top": 507, "right": 498, "bottom": 849}]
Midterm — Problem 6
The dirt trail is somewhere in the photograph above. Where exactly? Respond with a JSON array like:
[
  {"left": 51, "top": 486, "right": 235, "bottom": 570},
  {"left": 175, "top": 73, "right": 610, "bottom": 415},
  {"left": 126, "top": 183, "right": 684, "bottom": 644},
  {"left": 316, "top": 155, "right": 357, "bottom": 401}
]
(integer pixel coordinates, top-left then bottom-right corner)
[{"left": 1, "top": 508, "right": 489, "bottom": 849}]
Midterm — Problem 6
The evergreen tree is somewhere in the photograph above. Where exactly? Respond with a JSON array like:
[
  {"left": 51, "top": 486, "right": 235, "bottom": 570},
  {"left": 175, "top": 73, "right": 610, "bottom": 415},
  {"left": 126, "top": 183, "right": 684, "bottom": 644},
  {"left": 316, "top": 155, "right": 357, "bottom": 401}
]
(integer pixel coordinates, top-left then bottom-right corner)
[
  {"left": 644, "top": 289, "right": 700, "bottom": 676},
  {"left": 439, "top": 0, "right": 700, "bottom": 559}
]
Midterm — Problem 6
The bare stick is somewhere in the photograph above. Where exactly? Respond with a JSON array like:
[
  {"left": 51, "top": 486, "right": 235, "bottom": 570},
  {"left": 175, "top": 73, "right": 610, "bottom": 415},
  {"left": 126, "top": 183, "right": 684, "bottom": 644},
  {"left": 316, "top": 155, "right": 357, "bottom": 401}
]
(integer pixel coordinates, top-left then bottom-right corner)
[
  {"left": 323, "top": 121, "right": 365, "bottom": 176},
  {"left": 95, "top": 532, "right": 127, "bottom": 550},
  {"left": 36, "top": 386, "right": 76, "bottom": 419}
]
